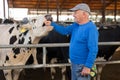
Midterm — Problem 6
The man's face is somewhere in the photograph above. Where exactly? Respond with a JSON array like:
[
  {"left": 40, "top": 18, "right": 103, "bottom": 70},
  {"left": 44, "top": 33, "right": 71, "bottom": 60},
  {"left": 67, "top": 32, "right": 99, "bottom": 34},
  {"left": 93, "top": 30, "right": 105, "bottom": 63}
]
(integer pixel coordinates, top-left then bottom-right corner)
[{"left": 73, "top": 10, "right": 84, "bottom": 23}]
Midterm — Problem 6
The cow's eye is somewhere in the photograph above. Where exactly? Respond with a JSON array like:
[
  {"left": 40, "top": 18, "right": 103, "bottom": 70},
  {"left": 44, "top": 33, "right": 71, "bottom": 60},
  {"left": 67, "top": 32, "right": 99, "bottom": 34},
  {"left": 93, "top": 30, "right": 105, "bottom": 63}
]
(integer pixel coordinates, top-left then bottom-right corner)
[
  {"left": 33, "top": 26, "right": 36, "bottom": 29},
  {"left": 42, "top": 23, "right": 45, "bottom": 27}
]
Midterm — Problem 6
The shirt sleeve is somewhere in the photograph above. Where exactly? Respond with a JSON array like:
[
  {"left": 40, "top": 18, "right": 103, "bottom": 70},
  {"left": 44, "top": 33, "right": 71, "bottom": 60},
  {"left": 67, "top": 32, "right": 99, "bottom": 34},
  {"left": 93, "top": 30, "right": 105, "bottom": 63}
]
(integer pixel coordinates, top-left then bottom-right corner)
[
  {"left": 51, "top": 22, "right": 76, "bottom": 35},
  {"left": 85, "top": 25, "right": 99, "bottom": 68}
]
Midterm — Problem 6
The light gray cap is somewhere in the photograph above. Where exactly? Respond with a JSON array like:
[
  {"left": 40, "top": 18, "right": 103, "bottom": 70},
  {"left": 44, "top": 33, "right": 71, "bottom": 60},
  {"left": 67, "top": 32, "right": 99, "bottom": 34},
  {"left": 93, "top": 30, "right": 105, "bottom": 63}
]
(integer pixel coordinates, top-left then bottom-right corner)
[{"left": 69, "top": 3, "right": 91, "bottom": 14}]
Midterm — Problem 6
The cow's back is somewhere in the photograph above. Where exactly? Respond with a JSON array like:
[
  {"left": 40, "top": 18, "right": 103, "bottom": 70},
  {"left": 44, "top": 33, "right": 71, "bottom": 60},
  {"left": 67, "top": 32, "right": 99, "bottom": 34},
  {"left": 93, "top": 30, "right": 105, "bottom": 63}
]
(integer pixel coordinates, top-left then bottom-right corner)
[{"left": 98, "top": 25, "right": 120, "bottom": 60}]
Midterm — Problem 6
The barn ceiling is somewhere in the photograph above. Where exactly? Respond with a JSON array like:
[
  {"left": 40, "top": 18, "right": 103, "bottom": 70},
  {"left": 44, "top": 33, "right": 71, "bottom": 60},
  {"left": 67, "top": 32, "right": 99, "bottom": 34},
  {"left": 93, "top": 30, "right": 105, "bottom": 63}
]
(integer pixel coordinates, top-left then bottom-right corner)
[{"left": 8, "top": 0, "right": 120, "bottom": 15}]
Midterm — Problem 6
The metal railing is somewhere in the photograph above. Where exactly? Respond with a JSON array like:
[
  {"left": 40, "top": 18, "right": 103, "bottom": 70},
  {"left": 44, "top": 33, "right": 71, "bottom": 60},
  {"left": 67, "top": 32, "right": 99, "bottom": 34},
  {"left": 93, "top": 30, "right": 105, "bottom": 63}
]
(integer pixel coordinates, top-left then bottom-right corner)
[{"left": 0, "top": 42, "right": 120, "bottom": 70}]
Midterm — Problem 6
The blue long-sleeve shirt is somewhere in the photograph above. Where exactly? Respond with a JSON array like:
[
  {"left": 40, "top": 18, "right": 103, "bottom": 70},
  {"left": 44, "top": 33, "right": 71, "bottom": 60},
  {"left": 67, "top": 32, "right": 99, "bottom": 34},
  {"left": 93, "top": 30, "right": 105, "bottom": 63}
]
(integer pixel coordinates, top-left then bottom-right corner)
[{"left": 51, "top": 21, "right": 99, "bottom": 68}]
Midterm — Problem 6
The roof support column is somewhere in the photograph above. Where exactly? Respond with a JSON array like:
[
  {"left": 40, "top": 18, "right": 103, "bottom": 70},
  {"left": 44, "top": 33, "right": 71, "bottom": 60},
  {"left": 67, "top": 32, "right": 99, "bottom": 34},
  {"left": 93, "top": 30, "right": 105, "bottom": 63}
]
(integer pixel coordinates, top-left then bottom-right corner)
[
  {"left": 101, "top": 0, "right": 106, "bottom": 23},
  {"left": 56, "top": 0, "right": 60, "bottom": 22},
  {"left": 3, "top": 0, "right": 5, "bottom": 19},
  {"left": 114, "top": 0, "right": 117, "bottom": 23},
  {"left": 46, "top": 0, "right": 49, "bottom": 14}
]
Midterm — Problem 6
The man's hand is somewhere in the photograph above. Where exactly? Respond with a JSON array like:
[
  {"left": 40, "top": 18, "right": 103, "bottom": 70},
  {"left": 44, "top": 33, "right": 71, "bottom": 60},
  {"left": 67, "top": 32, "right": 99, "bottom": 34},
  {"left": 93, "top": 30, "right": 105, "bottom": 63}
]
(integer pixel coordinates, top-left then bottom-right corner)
[
  {"left": 81, "top": 67, "right": 90, "bottom": 76},
  {"left": 44, "top": 19, "right": 53, "bottom": 31}
]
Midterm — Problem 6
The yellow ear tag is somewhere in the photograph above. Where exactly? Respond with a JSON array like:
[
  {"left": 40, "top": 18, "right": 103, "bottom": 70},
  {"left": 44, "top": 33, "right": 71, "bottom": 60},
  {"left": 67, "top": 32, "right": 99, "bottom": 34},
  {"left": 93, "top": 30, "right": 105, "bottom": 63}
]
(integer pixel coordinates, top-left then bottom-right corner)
[{"left": 20, "top": 27, "right": 27, "bottom": 33}]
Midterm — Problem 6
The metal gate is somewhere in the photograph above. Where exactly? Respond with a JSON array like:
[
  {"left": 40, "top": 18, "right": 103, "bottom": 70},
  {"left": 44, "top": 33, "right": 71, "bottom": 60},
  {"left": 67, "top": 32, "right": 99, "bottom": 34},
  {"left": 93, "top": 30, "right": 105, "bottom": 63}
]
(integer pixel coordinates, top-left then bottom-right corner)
[{"left": 0, "top": 42, "right": 120, "bottom": 80}]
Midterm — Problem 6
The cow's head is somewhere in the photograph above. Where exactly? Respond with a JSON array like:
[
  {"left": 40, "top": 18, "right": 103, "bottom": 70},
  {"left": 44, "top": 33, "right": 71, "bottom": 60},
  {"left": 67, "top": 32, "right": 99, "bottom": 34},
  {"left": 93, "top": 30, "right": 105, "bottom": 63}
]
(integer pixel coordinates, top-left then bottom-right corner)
[{"left": 21, "top": 15, "right": 52, "bottom": 37}]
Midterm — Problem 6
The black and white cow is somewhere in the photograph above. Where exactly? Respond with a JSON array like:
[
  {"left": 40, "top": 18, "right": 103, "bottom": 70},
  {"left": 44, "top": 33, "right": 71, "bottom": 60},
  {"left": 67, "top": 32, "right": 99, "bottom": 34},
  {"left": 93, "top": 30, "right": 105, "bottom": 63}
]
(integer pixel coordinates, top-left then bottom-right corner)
[
  {"left": 37, "top": 26, "right": 71, "bottom": 80},
  {"left": 97, "top": 24, "right": 120, "bottom": 61},
  {"left": 0, "top": 16, "right": 52, "bottom": 80},
  {"left": 95, "top": 24, "right": 120, "bottom": 80}
]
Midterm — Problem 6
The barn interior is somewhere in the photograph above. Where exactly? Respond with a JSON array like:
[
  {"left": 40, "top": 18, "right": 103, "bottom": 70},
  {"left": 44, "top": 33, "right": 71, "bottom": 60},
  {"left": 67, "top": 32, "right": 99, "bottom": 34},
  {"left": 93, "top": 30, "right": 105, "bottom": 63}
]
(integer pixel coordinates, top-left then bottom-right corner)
[
  {"left": 5, "top": 0, "right": 120, "bottom": 24},
  {"left": 0, "top": 0, "right": 120, "bottom": 80}
]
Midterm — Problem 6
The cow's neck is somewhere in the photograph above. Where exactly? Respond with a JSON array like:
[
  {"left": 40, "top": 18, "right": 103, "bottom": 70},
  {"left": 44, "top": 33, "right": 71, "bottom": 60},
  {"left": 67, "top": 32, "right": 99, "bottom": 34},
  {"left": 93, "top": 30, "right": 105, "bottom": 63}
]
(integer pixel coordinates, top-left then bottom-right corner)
[
  {"left": 32, "top": 37, "right": 41, "bottom": 44},
  {"left": 30, "top": 29, "right": 45, "bottom": 44}
]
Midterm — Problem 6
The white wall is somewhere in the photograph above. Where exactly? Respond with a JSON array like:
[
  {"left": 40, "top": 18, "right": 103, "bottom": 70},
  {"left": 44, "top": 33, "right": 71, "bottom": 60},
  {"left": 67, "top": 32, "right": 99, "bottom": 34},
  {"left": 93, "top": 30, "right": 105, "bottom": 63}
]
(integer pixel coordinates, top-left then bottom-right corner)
[{"left": 9, "top": 8, "right": 28, "bottom": 20}]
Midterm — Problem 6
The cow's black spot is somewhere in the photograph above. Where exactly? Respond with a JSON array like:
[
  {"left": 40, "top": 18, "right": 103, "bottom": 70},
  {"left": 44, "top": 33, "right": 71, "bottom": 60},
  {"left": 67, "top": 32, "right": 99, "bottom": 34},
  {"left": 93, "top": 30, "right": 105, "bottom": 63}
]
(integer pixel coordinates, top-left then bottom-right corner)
[
  {"left": 9, "top": 36, "right": 17, "bottom": 44},
  {"left": 17, "top": 25, "right": 20, "bottom": 30},
  {"left": 19, "top": 33, "right": 22, "bottom": 37},
  {"left": 23, "top": 30, "right": 29, "bottom": 36},
  {"left": 25, "top": 54, "right": 34, "bottom": 64},
  {"left": 14, "top": 55, "right": 17, "bottom": 58},
  {"left": 6, "top": 56, "right": 9, "bottom": 61},
  {"left": 27, "top": 48, "right": 31, "bottom": 50},
  {"left": 9, "top": 27, "right": 14, "bottom": 34},
  {"left": 18, "top": 37, "right": 25, "bottom": 44},
  {"left": 28, "top": 37, "right": 32, "bottom": 44},
  {"left": 12, "top": 48, "right": 20, "bottom": 55},
  {"left": 4, "top": 72, "right": 8, "bottom": 76}
]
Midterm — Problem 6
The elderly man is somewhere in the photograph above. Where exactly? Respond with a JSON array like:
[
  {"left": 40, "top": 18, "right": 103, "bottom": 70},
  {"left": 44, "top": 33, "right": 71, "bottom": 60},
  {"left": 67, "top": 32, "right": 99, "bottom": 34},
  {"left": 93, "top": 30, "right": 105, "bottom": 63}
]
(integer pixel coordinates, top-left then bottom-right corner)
[{"left": 45, "top": 3, "right": 99, "bottom": 80}]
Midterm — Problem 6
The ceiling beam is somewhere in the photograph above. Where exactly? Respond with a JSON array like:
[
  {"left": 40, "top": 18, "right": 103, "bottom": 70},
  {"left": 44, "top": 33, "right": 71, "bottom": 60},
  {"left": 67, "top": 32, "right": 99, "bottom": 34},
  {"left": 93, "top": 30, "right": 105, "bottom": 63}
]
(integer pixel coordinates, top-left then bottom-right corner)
[{"left": 8, "top": 0, "right": 120, "bottom": 11}]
